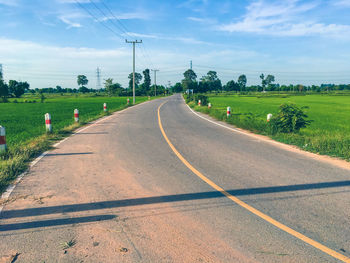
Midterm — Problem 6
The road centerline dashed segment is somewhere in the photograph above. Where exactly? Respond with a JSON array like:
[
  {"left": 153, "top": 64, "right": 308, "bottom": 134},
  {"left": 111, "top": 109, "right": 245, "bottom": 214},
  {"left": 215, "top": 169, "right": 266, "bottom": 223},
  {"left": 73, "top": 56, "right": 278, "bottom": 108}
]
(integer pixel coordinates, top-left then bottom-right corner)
[{"left": 157, "top": 100, "right": 350, "bottom": 263}]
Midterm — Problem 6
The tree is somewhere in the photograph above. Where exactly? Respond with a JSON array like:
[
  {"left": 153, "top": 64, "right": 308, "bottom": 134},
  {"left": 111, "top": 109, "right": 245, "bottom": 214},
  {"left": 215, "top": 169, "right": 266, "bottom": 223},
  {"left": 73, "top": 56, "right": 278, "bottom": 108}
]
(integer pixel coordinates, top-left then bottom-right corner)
[
  {"left": 224, "top": 80, "right": 240, "bottom": 92},
  {"left": 56, "top": 85, "right": 63, "bottom": 93},
  {"left": 143, "top": 69, "right": 151, "bottom": 93},
  {"left": 0, "top": 79, "right": 9, "bottom": 102},
  {"left": 172, "top": 82, "right": 183, "bottom": 93},
  {"left": 237, "top": 74, "right": 247, "bottom": 92},
  {"left": 183, "top": 69, "right": 197, "bottom": 82},
  {"left": 104, "top": 78, "right": 123, "bottom": 96},
  {"left": 199, "top": 71, "right": 222, "bottom": 93},
  {"left": 79, "top": 86, "right": 89, "bottom": 93},
  {"left": 265, "top": 75, "right": 275, "bottom": 88},
  {"left": 77, "top": 75, "right": 88, "bottom": 87},
  {"left": 128, "top": 72, "right": 142, "bottom": 89},
  {"left": 260, "top": 74, "right": 266, "bottom": 92},
  {"left": 8, "top": 80, "right": 29, "bottom": 98}
]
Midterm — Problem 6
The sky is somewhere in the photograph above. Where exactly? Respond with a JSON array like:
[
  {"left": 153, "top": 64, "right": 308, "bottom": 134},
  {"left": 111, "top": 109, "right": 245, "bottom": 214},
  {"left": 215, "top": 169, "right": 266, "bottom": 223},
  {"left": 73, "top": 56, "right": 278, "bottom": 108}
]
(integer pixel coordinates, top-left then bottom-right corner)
[{"left": 0, "top": 0, "right": 350, "bottom": 89}]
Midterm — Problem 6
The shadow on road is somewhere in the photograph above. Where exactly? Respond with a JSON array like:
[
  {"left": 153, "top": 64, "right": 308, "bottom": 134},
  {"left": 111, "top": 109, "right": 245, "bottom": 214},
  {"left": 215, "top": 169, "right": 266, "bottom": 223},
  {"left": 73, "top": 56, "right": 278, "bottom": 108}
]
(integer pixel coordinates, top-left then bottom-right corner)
[
  {"left": 75, "top": 132, "right": 108, "bottom": 135},
  {"left": 1, "top": 180, "right": 349, "bottom": 222},
  {"left": 0, "top": 214, "right": 116, "bottom": 232},
  {"left": 45, "top": 152, "right": 94, "bottom": 157}
]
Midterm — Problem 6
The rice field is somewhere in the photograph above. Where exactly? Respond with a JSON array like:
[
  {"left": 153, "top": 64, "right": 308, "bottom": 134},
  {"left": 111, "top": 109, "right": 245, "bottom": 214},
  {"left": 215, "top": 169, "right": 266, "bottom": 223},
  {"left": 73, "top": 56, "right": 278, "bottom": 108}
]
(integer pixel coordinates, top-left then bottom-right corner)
[{"left": 0, "top": 95, "right": 148, "bottom": 147}]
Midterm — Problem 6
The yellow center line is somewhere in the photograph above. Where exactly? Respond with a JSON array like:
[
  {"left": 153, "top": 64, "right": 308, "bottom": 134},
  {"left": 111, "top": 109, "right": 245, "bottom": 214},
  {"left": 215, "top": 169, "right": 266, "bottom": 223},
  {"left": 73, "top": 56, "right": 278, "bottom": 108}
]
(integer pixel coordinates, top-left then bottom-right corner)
[{"left": 157, "top": 101, "right": 350, "bottom": 263}]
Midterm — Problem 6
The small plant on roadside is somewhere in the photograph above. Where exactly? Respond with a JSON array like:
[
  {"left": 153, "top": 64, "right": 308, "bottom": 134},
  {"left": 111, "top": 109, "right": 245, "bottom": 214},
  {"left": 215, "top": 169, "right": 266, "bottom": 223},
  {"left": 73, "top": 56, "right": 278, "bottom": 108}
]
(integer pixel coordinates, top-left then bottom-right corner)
[
  {"left": 61, "top": 238, "right": 76, "bottom": 250},
  {"left": 271, "top": 103, "right": 312, "bottom": 133}
]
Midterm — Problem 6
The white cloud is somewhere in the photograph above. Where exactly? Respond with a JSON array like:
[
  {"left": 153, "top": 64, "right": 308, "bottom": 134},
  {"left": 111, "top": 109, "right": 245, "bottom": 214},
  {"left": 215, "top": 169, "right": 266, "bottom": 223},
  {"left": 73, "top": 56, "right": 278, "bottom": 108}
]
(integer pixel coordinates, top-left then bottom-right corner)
[
  {"left": 0, "top": 38, "right": 131, "bottom": 88},
  {"left": 0, "top": 0, "right": 19, "bottom": 6},
  {"left": 56, "top": 0, "right": 93, "bottom": 3},
  {"left": 187, "top": 16, "right": 216, "bottom": 24},
  {"left": 58, "top": 11, "right": 87, "bottom": 29},
  {"left": 333, "top": 0, "right": 350, "bottom": 7},
  {"left": 125, "top": 32, "right": 210, "bottom": 45},
  {"left": 217, "top": 0, "right": 350, "bottom": 37},
  {"left": 59, "top": 16, "right": 82, "bottom": 28},
  {"left": 98, "top": 12, "right": 151, "bottom": 21}
]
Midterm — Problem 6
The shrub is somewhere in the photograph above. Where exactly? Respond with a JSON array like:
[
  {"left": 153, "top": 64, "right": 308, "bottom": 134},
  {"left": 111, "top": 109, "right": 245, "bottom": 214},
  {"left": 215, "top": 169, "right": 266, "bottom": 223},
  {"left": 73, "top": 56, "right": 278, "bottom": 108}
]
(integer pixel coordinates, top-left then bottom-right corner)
[
  {"left": 194, "top": 94, "right": 209, "bottom": 106},
  {"left": 272, "top": 103, "right": 312, "bottom": 133}
]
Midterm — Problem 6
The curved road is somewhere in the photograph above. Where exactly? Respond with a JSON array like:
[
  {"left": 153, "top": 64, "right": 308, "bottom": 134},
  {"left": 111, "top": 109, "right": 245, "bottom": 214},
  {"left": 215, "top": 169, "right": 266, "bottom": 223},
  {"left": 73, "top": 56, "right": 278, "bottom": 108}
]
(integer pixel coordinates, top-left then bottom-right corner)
[{"left": 0, "top": 94, "right": 349, "bottom": 262}]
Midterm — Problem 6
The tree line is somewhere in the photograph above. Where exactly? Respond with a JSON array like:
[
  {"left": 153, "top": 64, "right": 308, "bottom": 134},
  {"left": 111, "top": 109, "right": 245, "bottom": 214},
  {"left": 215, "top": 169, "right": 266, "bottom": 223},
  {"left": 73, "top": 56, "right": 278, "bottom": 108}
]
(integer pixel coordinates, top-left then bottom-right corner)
[
  {"left": 170, "top": 69, "right": 350, "bottom": 94},
  {"left": 0, "top": 71, "right": 30, "bottom": 101}
]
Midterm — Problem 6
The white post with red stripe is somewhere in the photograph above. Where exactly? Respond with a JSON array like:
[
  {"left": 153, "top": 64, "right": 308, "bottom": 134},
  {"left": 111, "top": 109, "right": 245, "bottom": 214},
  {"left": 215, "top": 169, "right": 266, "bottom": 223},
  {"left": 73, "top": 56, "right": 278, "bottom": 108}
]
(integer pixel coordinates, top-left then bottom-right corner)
[
  {"left": 208, "top": 103, "right": 212, "bottom": 109},
  {"left": 0, "top": 126, "right": 6, "bottom": 153},
  {"left": 127, "top": 98, "right": 130, "bottom": 105},
  {"left": 198, "top": 100, "right": 201, "bottom": 106},
  {"left": 267, "top": 113, "right": 273, "bottom": 122},
  {"left": 103, "top": 103, "right": 107, "bottom": 112},
  {"left": 227, "top": 107, "right": 231, "bottom": 117},
  {"left": 74, "top": 109, "right": 79, "bottom": 122},
  {"left": 45, "top": 113, "right": 52, "bottom": 133}
]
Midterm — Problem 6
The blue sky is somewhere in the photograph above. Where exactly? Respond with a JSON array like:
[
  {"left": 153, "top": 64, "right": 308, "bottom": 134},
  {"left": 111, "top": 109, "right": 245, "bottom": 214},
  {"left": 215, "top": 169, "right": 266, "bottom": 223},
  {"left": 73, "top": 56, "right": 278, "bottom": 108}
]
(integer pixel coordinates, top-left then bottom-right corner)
[{"left": 0, "top": 0, "right": 350, "bottom": 89}]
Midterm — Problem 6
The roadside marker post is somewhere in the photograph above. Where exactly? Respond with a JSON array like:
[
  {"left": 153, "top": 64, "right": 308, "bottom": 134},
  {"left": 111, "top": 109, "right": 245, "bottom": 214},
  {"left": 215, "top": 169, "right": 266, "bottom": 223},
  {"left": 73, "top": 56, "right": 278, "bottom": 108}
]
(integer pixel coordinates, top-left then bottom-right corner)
[
  {"left": 198, "top": 100, "right": 201, "bottom": 106},
  {"left": 74, "top": 109, "right": 79, "bottom": 123},
  {"left": 45, "top": 113, "right": 52, "bottom": 133},
  {"left": 127, "top": 98, "right": 130, "bottom": 105},
  {"left": 227, "top": 107, "right": 231, "bottom": 117},
  {"left": 208, "top": 103, "right": 212, "bottom": 109},
  {"left": 267, "top": 113, "right": 273, "bottom": 122},
  {"left": 148, "top": 96, "right": 150, "bottom": 100},
  {"left": 0, "top": 126, "right": 6, "bottom": 153},
  {"left": 103, "top": 103, "right": 107, "bottom": 112}
]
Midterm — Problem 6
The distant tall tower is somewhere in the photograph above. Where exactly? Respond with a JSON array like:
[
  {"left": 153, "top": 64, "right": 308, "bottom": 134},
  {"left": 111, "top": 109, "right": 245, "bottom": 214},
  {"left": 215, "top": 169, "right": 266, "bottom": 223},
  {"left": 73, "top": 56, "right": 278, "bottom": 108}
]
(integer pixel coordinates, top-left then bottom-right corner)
[{"left": 96, "top": 67, "right": 102, "bottom": 89}]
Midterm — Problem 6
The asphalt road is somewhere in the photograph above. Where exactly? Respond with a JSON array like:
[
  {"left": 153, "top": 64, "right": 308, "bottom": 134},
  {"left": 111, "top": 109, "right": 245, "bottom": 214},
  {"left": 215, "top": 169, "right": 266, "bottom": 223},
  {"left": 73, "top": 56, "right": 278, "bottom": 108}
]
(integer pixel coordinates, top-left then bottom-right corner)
[{"left": 0, "top": 94, "right": 349, "bottom": 262}]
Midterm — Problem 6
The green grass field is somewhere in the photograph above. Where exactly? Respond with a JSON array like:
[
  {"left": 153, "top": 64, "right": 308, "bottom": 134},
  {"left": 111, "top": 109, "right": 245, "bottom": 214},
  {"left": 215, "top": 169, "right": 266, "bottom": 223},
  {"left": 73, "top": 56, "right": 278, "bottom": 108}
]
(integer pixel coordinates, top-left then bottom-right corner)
[
  {"left": 1, "top": 95, "right": 147, "bottom": 147},
  {"left": 191, "top": 94, "right": 350, "bottom": 160},
  {"left": 0, "top": 94, "right": 150, "bottom": 194}
]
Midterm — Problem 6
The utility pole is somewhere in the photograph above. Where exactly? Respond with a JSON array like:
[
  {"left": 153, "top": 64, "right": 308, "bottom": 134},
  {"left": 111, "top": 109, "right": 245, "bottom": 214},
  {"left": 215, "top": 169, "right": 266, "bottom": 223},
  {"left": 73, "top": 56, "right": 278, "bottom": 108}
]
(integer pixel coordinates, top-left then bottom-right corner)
[
  {"left": 190, "top": 60, "right": 192, "bottom": 70},
  {"left": 126, "top": 39, "right": 142, "bottom": 104},
  {"left": 151, "top": 69, "right": 159, "bottom": 96},
  {"left": 96, "top": 67, "right": 102, "bottom": 90},
  {"left": 0, "top": 64, "right": 3, "bottom": 80}
]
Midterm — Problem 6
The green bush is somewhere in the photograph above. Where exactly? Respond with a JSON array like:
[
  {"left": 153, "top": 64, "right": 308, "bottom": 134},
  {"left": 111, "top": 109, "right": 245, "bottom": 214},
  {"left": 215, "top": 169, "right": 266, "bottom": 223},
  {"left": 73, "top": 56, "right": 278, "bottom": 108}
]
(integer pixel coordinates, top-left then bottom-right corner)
[
  {"left": 194, "top": 94, "right": 209, "bottom": 106},
  {"left": 272, "top": 103, "right": 312, "bottom": 133}
]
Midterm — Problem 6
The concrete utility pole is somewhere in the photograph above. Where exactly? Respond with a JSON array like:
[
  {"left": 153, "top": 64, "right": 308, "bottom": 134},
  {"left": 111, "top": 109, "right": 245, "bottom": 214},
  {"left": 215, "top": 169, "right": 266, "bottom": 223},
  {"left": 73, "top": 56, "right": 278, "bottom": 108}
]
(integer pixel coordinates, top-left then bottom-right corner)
[
  {"left": 190, "top": 60, "right": 192, "bottom": 70},
  {"left": 151, "top": 69, "right": 159, "bottom": 96},
  {"left": 125, "top": 39, "right": 142, "bottom": 104}
]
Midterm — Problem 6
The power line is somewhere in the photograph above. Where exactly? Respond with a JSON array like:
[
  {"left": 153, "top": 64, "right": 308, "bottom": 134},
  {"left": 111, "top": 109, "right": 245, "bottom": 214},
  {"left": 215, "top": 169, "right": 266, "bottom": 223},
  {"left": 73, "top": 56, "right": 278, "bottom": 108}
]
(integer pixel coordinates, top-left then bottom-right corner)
[
  {"left": 97, "top": 0, "right": 155, "bottom": 69},
  {"left": 74, "top": 0, "right": 124, "bottom": 41}
]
